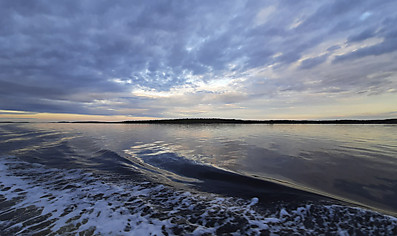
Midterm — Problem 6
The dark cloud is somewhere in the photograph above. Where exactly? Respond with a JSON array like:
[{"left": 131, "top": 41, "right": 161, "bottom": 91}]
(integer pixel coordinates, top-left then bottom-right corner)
[
  {"left": 347, "top": 28, "right": 376, "bottom": 43},
  {"left": 334, "top": 31, "right": 397, "bottom": 63},
  {"left": 334, "top": 39, "right": 397, "bottom": 63},
  {"left": 299, "top": 54, "right": 328, "bottom": 70},
  {"left": 327, "top": 45, "right": 341, "bottom": 52}
]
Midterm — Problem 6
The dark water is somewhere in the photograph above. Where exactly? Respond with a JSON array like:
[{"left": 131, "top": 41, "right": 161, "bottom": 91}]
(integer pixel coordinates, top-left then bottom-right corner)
[{"left": 1, "top": 123, "right": 397, "bottom": 235}]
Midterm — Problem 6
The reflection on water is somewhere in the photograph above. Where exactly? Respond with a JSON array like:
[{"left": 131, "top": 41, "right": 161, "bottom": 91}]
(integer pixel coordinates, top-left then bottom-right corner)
[{"left": 2, "top": 123, "right": 397, "bottom": 216}]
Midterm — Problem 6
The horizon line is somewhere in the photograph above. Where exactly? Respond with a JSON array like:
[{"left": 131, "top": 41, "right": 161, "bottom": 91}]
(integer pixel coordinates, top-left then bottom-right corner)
[{"left": 1, "top": 118, "right": 397, "bottom": 124}]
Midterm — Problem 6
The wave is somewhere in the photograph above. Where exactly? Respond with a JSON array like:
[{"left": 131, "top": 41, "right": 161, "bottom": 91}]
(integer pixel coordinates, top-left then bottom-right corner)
[
  {"left": 125, "top": 147, "right": 330, "bottom": 204},
  {"left": 1, "top": 155, "right": 397, "bottom": 235}
]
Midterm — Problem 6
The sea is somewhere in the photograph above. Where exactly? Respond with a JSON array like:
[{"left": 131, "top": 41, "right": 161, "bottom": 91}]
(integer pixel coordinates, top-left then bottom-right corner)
[{"left": 1, "top": 123, "right": 397, "bottom": 235}]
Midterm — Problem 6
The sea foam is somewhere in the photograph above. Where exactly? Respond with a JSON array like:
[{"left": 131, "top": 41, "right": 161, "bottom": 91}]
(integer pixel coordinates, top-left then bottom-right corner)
[{"left": 1, "top": 155, "right": 397, "bottom": 235}]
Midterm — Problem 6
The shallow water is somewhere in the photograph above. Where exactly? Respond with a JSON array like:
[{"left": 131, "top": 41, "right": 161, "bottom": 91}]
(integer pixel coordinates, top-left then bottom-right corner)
[{"left": 1, "top": 123, "right": 397, "bottom": 235}]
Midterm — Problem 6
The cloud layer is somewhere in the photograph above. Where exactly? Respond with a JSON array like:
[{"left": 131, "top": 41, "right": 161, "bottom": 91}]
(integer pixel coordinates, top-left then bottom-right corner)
[{"left": 1, "top": 0, "right": 397, "bottom": 120}]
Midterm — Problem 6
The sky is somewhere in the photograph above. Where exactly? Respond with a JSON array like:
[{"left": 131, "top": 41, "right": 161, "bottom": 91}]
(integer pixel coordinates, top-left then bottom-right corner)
[{"left": 1, "top": 0, "right": 397, "bottom": 121}]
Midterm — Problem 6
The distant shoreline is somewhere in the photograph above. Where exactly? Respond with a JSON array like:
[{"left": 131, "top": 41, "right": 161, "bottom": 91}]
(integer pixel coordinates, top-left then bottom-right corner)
[
  {"left": 2, "top": 118, "right": 396, "bottom": 124},
  {"left": 74, "top": 118, "right": 397, "bottom": 124}
]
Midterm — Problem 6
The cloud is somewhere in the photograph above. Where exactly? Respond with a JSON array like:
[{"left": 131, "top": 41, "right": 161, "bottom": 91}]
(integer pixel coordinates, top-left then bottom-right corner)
[
  {"left": 347, "top": 28, "right": 376, "bottom": 43},
  {"left": 334, "top": 40, "right": 397, "bottom": 63},
  {"left": 299, "top": 54, "right": 329, "bottom": 70},
  {"left": 0, "top": 0, "right": 397, "bottom": 119},
  {"left": 327, "top": 45, "right": 341, "bottom": 52}
]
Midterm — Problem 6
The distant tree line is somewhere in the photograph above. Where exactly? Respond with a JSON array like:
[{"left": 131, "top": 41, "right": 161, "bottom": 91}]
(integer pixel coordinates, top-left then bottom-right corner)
[{"left": 119, "top": 118, "right": 397, "bottom": 124}]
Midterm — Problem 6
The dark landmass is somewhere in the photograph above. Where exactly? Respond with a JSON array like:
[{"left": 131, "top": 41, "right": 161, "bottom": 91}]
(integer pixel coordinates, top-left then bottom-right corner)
[
  {"left": 1, "top": 118, "right": 396, "bottom": 124},
  {"left": 57, "top": 118, "right": 397, "bottom": 124}
]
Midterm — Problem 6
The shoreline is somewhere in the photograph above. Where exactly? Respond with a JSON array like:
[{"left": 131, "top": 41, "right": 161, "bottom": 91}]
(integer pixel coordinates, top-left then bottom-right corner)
[{"left": 2, "top": 118, "right": 397, "bottom": 124}]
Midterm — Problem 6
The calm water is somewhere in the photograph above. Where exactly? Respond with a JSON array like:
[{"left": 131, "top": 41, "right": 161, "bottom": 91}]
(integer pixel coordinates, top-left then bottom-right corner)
[{"left": 1, "top": 123, "right": 397, "bottom": 235}]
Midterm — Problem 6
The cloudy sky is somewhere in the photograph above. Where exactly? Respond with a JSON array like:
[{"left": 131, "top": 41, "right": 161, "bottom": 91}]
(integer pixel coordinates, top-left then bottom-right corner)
[{"left": 1, "top": 0, "right": 397, "bottom": 121}]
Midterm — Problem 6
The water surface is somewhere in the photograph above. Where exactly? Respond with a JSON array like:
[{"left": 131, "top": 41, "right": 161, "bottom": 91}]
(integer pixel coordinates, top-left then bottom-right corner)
[{"left": 1, "top": 123, "right": 397, "bottom": 235}]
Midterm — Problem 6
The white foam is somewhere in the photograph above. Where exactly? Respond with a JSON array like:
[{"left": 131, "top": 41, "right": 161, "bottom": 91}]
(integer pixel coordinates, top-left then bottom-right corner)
[
  {"left": 1, "top": 155, "right": 397, "bottom": 235},
  {"left": 249, "top": 197, "right": 259, "bottom": 206}
]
